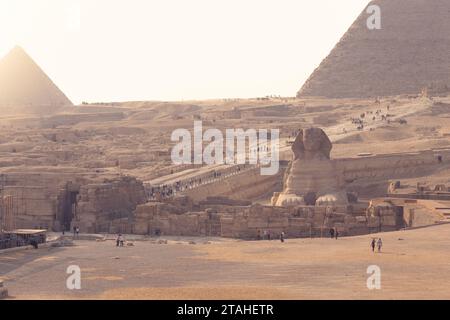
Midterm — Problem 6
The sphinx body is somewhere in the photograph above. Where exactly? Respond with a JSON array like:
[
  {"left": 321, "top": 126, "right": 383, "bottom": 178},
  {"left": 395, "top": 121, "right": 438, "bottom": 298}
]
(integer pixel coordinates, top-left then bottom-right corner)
[{"left": 273, "top": 128, "right": 348, "bottom": 207}]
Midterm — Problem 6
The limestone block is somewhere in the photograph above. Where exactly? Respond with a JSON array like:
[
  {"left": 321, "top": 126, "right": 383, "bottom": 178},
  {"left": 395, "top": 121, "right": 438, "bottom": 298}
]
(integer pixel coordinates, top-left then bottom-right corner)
[
  {"left": 380, "top": 208, "right": 396, "bottom": 217},
  {"left": 355, "top": 216, "right": 367, "bottom": 223},
  {"left": 314, "top": 207, "right": 327, "bottom": 215},
  {"left": 247, "top": 219, "right": 268, "bottom": 229},
  {"left": 367, "top": 216, "right": 381, "bottom": 228},
  {"left": 289, "top": 217, "right": 306, "bottom": 226},
  {"left": 267, "top": 218, "right": 289, "bottom": 228},
  {"left": 381, "top": 216, "right": 397, "bottom": 226},
  {"left": 334, "top": 223, "right": 347, "bottom": 232},
  {"left": 262, "top": 207, "right": 275, "bottom": 216},
  {"left": 348, "top": 226, "right": 370, "bottom": 236},
  {"left": 249, "top": 204, "right": 263, "bottom": 215},
  {"left": 132, "top": 221, "right": 150, "bottom": 235},
  {"left": 344, "top": 215, "right": 357, "bottom": 224},
  {"left": 313, "top": 214, "right": 326, "bottom": 224}
]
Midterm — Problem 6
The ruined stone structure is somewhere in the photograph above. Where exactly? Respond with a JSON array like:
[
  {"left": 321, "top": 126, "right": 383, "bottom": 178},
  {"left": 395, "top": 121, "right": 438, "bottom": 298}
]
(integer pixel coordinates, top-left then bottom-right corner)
[
  {"left": 73, "top": 176, "right": 147, "bottom": 233},
  {"left": 298, "top": 0, "right": 450, "bottom": 98},
  {"left": 130, "top": 201, "right": 404, "bottom": 239},
  {"left": 0, "top": 171, "right": 93, "bottom": 231},
  {"left": 273, "top": 128, "right": 348, "bottom": 207},
  {"left": 0, "top": 195, "right": 14, "bottom": 231},
  {"left": 0, "top": 139, "right": 447, "bottom": 236},
  {"left": 182, "top": 164, "right": 283, "bottom": 203}
]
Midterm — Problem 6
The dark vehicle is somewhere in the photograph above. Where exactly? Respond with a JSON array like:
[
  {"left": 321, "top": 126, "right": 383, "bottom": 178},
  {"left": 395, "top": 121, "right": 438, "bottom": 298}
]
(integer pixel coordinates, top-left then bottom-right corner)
[{"left": 0, "top": 230, "right": 46, "bottom": 250}]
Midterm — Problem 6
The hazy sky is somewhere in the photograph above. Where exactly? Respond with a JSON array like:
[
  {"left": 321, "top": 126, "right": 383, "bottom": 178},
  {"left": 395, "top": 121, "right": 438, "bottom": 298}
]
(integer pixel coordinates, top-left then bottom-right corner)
[{"left": 0, "top": 0, "right": 370, "bottom": 104}]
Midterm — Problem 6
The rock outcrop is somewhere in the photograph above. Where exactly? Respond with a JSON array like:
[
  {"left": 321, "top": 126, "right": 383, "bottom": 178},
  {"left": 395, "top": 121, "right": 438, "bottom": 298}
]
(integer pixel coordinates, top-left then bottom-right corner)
[{"left": 73, "top": 176, "right": 147, "bottom": 233}]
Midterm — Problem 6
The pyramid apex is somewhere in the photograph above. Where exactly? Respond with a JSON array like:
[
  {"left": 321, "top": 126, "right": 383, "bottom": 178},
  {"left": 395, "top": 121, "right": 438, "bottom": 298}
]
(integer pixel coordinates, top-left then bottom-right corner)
[
  {"left": 10, "top": 45, "right": 26, "bottom": 54},
  {"left": 2, "top": 45, "right": 29, "bottom": 61}
]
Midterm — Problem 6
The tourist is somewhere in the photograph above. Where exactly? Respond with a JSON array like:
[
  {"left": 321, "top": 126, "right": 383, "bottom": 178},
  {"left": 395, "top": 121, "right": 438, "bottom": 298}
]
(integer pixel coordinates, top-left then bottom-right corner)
[
  {"left": 335, "top": 229, "right": 339, "bottom": 240},
  {"left": 329, "top": 228, "right": 335, "bottom": 239},
  {"left": 117, "top": 234, "right": 125, "bottom": 247},
  {"left": 263, "top": 230, "right": 267, "bottom": 240},
  {"left": 75, "top": 227, "right": 80, "bottom": 238},
  {"left": 257, "top": 229, "right": 261, "bottom": 240},
  {"left": 267, "top": 230, "right": 271, "bottom": 241},
  {"left": 377, "top": 238, "right": 383, "bottom": 252},
  {"left": 371, "top": 238, "right": 376, "bottom": 252},
  {"left": 280, "top": 231, "right": 285, "bottom": 243},
  {"left": 73, "top": 226, "right": 76, "bottom": 237}
]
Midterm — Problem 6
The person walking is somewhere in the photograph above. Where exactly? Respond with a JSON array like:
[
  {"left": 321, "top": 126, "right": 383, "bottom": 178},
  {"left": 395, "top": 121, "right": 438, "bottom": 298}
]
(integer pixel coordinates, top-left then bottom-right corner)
[
  {"left": 329, "top": 228, "right": 335, "bottom": 239},
  {"left": 335, "top": 229, "right": 339, "bottom": 240},
  {"left": 280, "top": 231, "right": 285, "bottom": 243},
  {"left": 371, "top": 238, "right": 376, "bottom": 252},
  {"left": 377, "top": 238, "right": 383, "bottom": 252},
  {"left": 117, "top": 234, "right": 125, "bottom": 247}
]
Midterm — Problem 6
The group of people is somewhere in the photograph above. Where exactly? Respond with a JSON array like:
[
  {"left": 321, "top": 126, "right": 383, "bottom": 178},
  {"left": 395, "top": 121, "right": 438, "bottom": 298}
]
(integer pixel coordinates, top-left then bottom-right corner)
[
  {"left": 371, "top": 238, "right": 383, "bottom": 253},
  {"left": 329, "top": 228, "right": 339, "bottom": 239},
  {"left": 148, "top": 165, "right": 248, "bottom": 200},
  {"left": 349, "top": 105, "right": 392, "bottom": 131}
]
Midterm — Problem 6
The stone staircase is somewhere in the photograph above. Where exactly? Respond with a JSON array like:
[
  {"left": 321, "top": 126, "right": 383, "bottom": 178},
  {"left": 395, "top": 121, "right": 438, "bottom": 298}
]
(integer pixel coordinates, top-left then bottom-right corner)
[
  {"left": 417, "top": 200, "right": 450, "bottom": 224},
  {"left": 435, "top": 208, "right": 450, "bottom": 221}
]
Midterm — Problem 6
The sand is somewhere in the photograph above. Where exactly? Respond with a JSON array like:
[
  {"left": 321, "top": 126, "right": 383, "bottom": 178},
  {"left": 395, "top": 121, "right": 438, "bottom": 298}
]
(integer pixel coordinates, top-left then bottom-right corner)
[{"left": 1, "top": 223, "right": 450, "bottom": 300}]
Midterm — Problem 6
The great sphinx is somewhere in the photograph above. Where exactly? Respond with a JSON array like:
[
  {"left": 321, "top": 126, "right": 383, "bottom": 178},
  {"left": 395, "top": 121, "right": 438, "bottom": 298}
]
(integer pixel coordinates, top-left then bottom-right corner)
[{"left": 272, "top": 127, "right": 348, "bottom": 207}]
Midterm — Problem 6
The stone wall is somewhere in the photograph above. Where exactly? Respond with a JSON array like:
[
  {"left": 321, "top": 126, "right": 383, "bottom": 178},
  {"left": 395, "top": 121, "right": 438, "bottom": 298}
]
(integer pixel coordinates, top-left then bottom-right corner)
[
  {"left": 73, "top": 176, "right": 147, "bottom": 233},
  {"left": 182, "top": 165, "right": 283, "bottom": 202},
  {"left": 338, "top": 149, "right": 450, "bottom": 182},
  {"left": 0, "top": 171, "right": 92, "bottom": 231},
  {"left": 1, "top": 186, "right": 57, "bottom": 230},
  {"left": 174, "top": 148, "right": 450, "bottom": 203},
  {"left": 130, "top": 202, "right": 403, "bottom": 239}
]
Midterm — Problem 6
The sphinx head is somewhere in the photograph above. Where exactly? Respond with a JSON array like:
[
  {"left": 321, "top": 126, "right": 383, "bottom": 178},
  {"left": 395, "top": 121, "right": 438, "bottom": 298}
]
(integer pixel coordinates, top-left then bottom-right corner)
[{"left": 292, "top": 127, "right": 332, "bottom": 160}]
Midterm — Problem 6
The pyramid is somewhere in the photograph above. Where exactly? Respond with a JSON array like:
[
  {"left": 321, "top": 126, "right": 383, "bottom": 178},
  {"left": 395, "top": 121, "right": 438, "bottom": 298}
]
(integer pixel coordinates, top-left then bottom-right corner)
[
  {"left": 0, "top": 46, "right": 72, "bottom": 114},
  {"left": 297, "top": 0, "right": 450, "bottom": 98}
]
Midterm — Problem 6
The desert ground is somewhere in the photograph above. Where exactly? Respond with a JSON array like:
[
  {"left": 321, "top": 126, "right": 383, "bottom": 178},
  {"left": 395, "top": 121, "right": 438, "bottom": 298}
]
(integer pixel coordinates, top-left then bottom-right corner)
[{"left": 1, "top": 223, "right": 450, "bottom": 300}]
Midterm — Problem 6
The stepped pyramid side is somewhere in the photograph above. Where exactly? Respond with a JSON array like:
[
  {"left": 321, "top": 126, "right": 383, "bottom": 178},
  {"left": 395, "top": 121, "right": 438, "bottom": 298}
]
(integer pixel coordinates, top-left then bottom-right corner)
[
  {"left": 0, "top": 46, "right": 72, "bottom": 114},
  {"left": 297, "top": 0, "right": 450, "bottom": 98}
]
